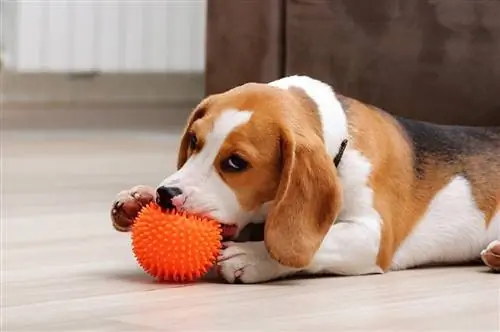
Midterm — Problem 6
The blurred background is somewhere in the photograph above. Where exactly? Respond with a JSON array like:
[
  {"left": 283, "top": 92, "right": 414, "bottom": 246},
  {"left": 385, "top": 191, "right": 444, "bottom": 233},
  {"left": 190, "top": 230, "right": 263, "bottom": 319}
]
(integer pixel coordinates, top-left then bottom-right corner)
[
  {"left": 2, "top": 0, "right": 500, "bottom": 130},
  {"left": 1, "top": 0, "right": 206, "bottom": 130}
]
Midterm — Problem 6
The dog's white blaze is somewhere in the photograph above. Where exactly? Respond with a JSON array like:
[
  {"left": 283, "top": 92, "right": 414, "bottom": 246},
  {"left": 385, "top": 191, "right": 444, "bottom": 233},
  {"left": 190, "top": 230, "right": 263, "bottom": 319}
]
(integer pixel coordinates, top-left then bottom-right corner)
[
  {"left": 159, "top": 109, "right": 253, "bottom": 224},
  {"left": 269, "top": 75, "right": 349, "bottom": 158},
  {"left": 392, "top": 176, "right": 500, "bottom": 270}
]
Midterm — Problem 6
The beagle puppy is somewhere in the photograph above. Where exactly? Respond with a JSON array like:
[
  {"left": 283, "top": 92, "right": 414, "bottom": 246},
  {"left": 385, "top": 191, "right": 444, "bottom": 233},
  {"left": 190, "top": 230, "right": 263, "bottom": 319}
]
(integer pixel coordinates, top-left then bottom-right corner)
[{"left": 111, "top": 75, "right": 500, "bottom": 283}]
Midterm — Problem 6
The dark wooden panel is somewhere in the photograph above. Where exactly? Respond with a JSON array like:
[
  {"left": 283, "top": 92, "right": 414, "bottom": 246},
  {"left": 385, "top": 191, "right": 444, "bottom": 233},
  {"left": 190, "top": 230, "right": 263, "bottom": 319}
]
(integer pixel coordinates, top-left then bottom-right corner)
[
  {"left": 205, "top": 0, "right": 285, "bottom": 96},
  {"left": 286, "top": 0, "right": 500, "bottom": 126}
]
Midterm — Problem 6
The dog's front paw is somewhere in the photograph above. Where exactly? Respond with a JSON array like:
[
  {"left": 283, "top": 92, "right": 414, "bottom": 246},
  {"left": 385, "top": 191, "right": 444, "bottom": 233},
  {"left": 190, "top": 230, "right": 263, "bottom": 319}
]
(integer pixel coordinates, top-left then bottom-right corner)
[
  {"left": 481, "top": 240, "right": 500, "bottom": 272},
  {"left": 217, "top": 241, "right": 296, "bottom": 284},
  {"left": 111, "top": 185, "right": 156, "bottom": 232}
]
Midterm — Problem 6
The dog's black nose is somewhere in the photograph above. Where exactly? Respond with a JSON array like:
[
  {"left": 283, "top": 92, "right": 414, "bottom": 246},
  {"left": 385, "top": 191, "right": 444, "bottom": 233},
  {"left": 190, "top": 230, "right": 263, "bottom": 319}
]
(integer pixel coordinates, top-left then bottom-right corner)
[{"left": 156, "top": 186, "right": 182, "bottom": 210}]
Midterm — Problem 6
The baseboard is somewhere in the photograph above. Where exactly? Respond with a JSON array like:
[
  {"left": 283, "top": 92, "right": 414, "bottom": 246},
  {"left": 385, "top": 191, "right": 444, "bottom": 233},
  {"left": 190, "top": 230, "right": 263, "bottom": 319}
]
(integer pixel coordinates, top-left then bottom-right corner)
[
  {"left": 0, "top": 72, "right": 204, "bottom": 130},
  {"left": 0, "top": 72, "right": 204, "bottom": 104}
]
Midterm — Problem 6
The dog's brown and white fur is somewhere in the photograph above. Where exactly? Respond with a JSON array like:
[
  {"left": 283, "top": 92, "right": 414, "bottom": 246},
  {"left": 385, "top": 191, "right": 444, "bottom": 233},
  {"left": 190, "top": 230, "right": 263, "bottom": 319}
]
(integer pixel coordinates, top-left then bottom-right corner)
[{"left": 111, "top": 75, "right": 500, "bottom": 283}]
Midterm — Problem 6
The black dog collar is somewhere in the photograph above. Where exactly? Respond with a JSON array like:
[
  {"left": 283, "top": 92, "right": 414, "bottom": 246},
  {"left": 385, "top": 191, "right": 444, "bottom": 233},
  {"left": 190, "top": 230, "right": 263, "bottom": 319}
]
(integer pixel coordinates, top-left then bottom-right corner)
[{"left": 333, "top": 139, "right": 348, "bottom": 167}]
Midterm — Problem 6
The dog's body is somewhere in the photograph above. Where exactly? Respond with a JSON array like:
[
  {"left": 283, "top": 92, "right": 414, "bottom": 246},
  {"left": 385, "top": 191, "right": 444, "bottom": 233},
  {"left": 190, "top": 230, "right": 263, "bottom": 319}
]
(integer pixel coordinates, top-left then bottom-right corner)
[{"left": 112, "top": 76, "right": 500, "bottom": 283}]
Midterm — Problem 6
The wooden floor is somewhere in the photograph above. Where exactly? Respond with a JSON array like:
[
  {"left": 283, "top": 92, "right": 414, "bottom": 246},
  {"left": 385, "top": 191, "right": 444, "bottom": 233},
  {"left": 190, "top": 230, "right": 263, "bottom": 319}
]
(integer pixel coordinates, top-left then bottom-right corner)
[{"left": 2, "top": 128, "right": 499, "bottom": 331}]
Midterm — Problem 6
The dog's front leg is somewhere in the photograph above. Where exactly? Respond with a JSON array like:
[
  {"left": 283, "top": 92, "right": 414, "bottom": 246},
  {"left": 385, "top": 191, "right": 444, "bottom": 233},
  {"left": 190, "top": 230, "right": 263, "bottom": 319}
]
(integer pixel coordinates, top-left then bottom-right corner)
[
  {"left": 217, "top": 241, "right": 300, "bottom": 283},
  {"left": 217, "top": 217, "right": 382, "bottom": 283},
  {"left": 305, "top": 218, "right": 384, "bottom": 276}
]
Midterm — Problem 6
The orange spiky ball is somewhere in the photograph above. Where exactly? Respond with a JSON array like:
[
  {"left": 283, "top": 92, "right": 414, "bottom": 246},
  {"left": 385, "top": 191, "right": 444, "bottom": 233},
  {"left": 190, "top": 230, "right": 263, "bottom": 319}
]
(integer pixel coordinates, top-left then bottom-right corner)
[{"left": 131, "top": 202, "right": 222, "bottom": 282}]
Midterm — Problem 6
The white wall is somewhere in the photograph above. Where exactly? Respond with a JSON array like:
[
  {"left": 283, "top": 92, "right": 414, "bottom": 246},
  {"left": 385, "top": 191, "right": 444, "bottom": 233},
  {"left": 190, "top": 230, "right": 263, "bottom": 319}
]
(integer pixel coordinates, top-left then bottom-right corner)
[{"left": 1, "top": 0, "right": 206, "bottom": 73}]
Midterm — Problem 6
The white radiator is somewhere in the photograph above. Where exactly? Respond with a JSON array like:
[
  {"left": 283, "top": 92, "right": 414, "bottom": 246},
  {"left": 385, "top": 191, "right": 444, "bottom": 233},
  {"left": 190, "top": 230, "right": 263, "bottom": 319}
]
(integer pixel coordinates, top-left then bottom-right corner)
[{"left": 2, "top": 0, "right": 206, "bottom": 73}]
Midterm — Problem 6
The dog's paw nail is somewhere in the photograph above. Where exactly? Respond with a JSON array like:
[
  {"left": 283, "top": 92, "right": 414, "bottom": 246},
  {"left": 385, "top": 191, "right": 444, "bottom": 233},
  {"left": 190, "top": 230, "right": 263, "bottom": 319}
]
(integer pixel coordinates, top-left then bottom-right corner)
[
  {"left": 234, "top": 269, "right": 244, "bottom": 278},
  {"left": 222, "top": 241, "right": 235, "bottom": 248}
]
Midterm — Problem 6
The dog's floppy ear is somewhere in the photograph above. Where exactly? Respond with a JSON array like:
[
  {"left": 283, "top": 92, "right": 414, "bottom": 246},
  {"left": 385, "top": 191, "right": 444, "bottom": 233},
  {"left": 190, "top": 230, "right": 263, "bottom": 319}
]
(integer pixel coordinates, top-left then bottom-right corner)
[
  {"left": 176, "top": 99, "right": 210, "bottom": 169},
  {"left": 264, "top": 124, "right": 344, "bottom": 268}
]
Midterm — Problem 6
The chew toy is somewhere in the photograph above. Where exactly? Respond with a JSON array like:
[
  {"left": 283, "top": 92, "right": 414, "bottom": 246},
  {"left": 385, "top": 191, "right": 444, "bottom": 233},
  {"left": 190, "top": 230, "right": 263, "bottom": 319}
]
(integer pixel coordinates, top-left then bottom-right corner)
[{"left": 131, "top": 202, "right": 222, "bottom": 282}]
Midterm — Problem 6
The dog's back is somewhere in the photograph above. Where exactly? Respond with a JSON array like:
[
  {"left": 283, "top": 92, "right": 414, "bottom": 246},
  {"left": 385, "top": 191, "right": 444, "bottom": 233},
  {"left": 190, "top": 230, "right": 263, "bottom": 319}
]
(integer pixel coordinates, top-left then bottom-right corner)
[{"left": 396, "top": 117, "right": 500, "bottom": 178}]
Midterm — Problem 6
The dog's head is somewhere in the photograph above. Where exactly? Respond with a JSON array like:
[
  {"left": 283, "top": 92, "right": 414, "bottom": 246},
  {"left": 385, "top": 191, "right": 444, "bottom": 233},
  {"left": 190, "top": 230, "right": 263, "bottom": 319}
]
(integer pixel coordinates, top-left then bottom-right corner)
[{"left": 158, "top": 80, "right": 344, "bottom": 268}]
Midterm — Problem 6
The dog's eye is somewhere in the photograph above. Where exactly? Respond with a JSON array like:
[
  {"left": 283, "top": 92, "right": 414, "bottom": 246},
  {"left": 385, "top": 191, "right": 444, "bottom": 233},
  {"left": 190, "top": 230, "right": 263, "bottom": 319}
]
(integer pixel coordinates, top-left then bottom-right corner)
[
  {"left": 221, "top": 154, "right": 249, "bottom": 172},
  {"left": 189, "top": 133, "right": 198, "bottom": 150}
]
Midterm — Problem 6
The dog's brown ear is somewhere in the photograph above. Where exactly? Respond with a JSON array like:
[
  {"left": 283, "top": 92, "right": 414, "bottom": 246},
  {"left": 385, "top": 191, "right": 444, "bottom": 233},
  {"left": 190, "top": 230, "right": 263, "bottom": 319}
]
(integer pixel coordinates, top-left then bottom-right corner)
[
  {"left": 176, "top": 99, "right": 210, "bottom": 169},
  {"left": 264, "top": 125, "right": 343, "bottom": 268}
]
